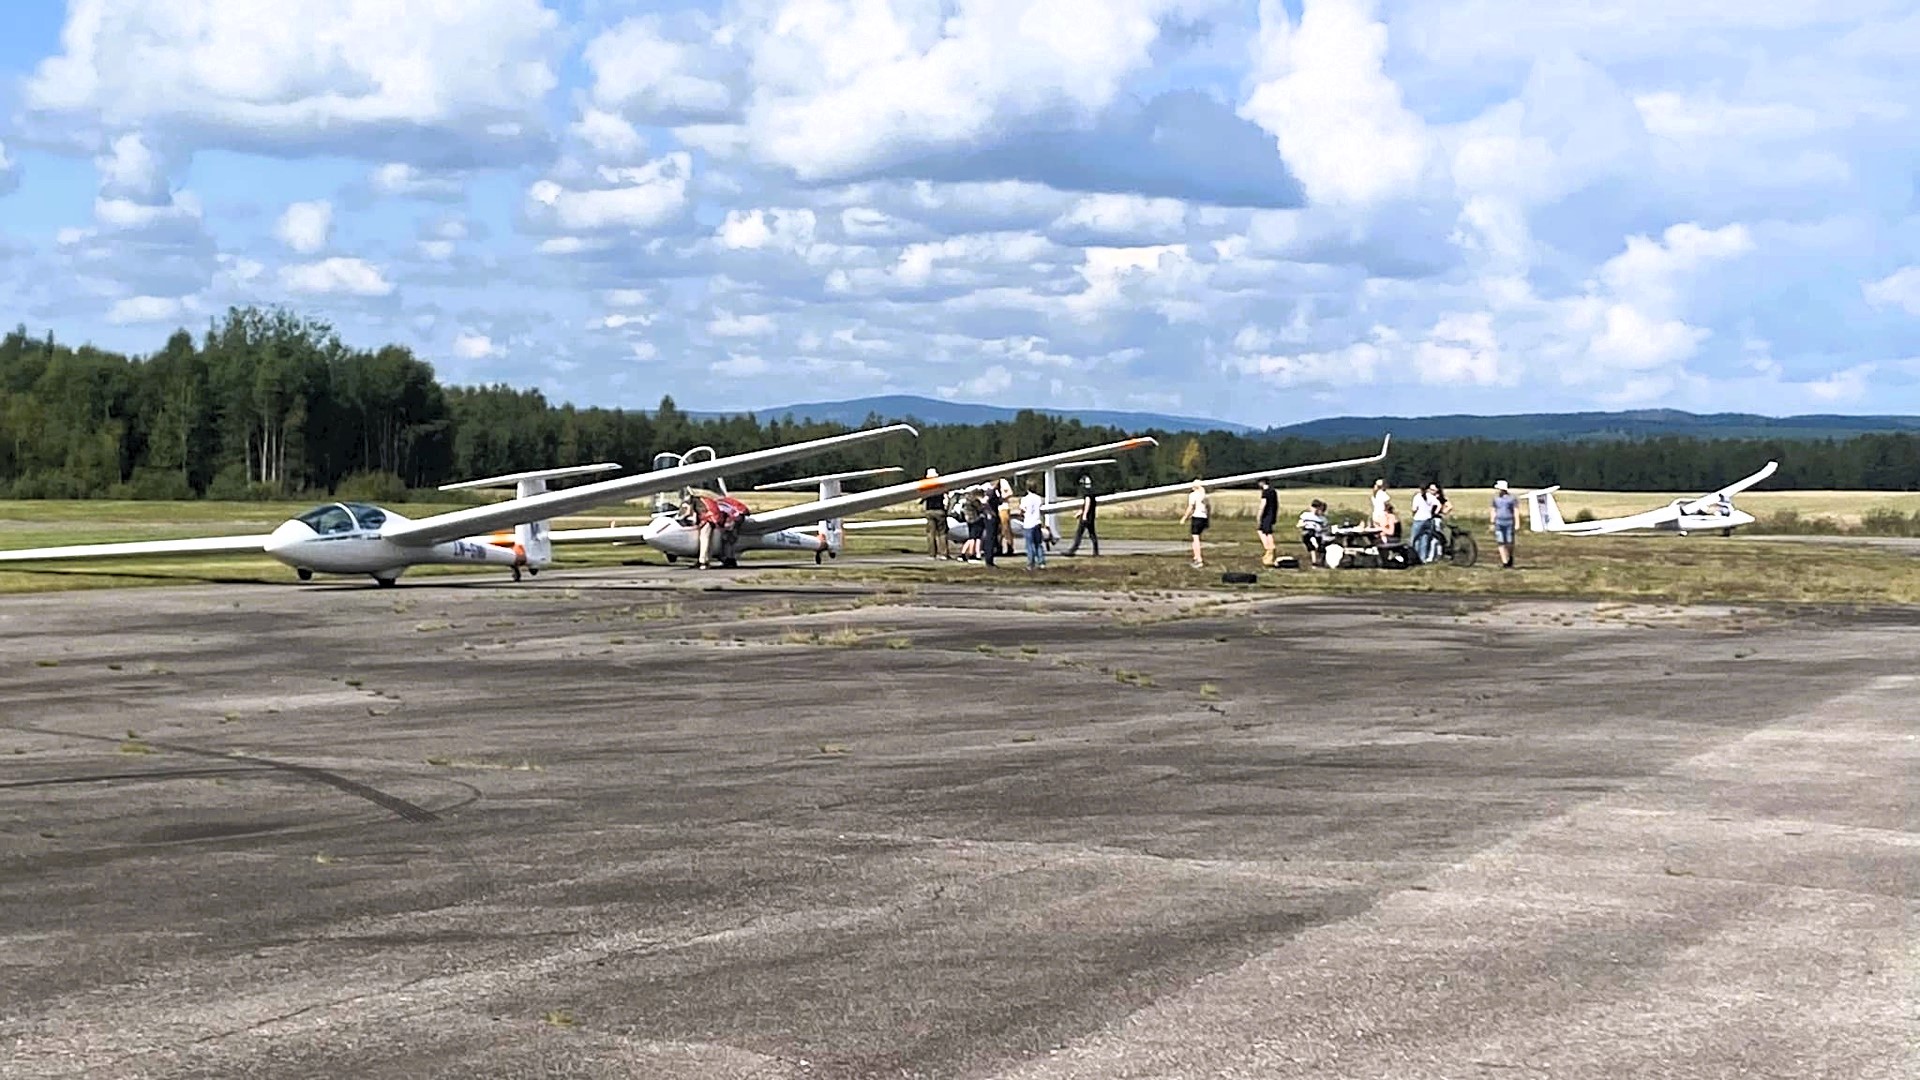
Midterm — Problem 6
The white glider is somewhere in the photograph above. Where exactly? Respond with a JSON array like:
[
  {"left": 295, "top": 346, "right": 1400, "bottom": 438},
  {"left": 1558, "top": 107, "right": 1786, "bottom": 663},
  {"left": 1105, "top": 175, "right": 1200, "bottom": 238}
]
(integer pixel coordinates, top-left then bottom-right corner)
[
  {"left": 1525, "top": 460, "right": 1779, "bottom": 536},
  {"left": 549, "top": 436, "right": 1161, "bottom": 566},
  {"left": 0, "top": 424, "right": 917, "bottom": 585}
]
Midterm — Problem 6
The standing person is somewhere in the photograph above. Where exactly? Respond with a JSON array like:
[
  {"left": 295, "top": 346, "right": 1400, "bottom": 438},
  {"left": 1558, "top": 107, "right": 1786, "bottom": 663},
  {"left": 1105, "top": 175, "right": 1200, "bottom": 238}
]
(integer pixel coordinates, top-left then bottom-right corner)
[
  {"left": 984, "top": 481, "right": 1004, "bottom": 566},
  {"left": 1255, "top": 477, "right": 1279, "bottom": 566},
  {"left": 960, "top": 486, "right": 985, "bottom": 561},
  {"left": 981, "top": 485, "right": 1000, "bottom": 567},
  {"left": 1370, "top": 478, "right": 1391, "bottom": 530},
  {"left": 1179, "top": 480, "right": 1211, "bottom": 568},
  {"left": 1064, "top": 474, "right": 1100, "bottom": 556},
  {"left": 922, "top": 469, "right": 950, "bottom": 560},
  {"left": 1490, "top": 479, "right": 1518, "bottom": 568},
  {"left": 1426, "top": 483, "right": 1452, "bottom": 562},
  {"left": 996, "top": 477, "right": 1016, "bottom": 556},
  {"left": 1409, "top": 482, "right": 1438, "bottom": 564},
  {"left": 1020, "top": 483, "right": 1047, "bottom": 570}
]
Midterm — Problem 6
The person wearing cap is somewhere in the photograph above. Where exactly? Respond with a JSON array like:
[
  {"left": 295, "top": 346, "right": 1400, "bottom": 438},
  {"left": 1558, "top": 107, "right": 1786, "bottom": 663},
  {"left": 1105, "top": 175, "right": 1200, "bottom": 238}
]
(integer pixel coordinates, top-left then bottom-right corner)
[
  {"left": 1064, "top": 473, "right": 1100, "bottom": 556},
  {"left": 1490, "top": 479, "right": 1519, "bottom": 568},
  {"left": 922, "top": 468, "right": 950, "bottom": 559}
]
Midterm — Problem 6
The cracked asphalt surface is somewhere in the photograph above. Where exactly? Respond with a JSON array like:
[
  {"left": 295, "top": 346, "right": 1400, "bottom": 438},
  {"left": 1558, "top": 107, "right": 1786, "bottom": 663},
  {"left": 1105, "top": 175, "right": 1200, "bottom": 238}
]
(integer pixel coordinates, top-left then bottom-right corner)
[{"left": 0, "top": 569, "right": 1914, "bottom": 1079}]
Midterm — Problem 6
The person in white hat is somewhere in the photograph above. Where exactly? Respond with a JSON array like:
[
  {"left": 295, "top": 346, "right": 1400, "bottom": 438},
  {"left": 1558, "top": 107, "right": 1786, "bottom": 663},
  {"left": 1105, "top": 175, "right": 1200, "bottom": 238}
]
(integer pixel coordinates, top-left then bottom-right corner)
[
  {"left": 1490, "top": 480, "right": 1518, "bottom": 568},
  {"left": 921, "top": 468, "right": 950, "bottom": 559}
]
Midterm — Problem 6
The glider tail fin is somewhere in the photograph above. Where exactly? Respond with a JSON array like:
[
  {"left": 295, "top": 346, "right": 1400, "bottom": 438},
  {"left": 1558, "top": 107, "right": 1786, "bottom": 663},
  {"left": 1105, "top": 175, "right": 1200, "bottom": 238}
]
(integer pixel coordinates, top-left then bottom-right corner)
[{"left": 1526, "top": 487, "right": 1565, "bottom": 532}]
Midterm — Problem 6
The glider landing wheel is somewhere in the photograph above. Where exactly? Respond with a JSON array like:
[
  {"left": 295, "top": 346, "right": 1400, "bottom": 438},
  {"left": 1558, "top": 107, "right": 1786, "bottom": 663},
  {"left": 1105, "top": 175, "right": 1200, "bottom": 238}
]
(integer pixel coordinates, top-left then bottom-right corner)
[
  {"left": 528, "top": 568, "right": 539, "bottom": 576},
  {"left": 374, "top": 576, "right": 398, "bottom": 589},
  {"left": 295, "top": 568, "right": 313, "bottom": 582},
  {"left": 1450, "top": 533, "right": 1479, "bottom": 568},
  {"left": 815, "top": 550, "right": 824, "bottom": 565},
  {"left": 665, "top": 554, "right": 679, "bottom": 563},
  {"left": 722, "top": 558, "right": 738, "bottom": 569}
]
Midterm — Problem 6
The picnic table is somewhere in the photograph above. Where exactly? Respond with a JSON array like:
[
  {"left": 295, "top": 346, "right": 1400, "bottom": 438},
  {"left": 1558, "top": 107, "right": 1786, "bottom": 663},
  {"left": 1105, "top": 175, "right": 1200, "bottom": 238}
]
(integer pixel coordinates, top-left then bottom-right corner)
[{"left": 1322, "top": 524, "right": 1414, "bottom": 569}]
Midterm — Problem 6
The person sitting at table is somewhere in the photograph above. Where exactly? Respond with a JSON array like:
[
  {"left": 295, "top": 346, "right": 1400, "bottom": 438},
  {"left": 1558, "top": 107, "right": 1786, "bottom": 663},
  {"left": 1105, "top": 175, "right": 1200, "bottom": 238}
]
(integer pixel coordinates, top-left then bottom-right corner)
[
  {"left": 1377, "top": 498, "right": 1402, "bottom": 545},
  {"left": 1297, "top": 499, "right": 1329, "bottom": 566}
]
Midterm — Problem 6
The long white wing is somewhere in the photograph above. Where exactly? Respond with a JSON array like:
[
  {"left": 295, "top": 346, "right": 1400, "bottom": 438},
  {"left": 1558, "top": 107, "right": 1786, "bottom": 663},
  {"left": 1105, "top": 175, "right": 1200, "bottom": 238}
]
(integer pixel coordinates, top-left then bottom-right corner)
[
  {"left": 548, "top": 524, "right": 656, "bottom": 544},
  {"left": 380, "top": 424, "right": 918, "bottom": 547},
  {"left": 1678, "top": 460, "right": 1778, "bottom": 515},
  {"left": 0, "top": 533, "right": 273, "bottom": 563},
  {"left": 1554, "top": 506, "right": 1678, "bottom": 534},
  {"left": 739, "top": 436, "right": 1158, "bottom": 536},
  {"left": 1041, "top": 434, "right": 1391, "bottom": 513}
]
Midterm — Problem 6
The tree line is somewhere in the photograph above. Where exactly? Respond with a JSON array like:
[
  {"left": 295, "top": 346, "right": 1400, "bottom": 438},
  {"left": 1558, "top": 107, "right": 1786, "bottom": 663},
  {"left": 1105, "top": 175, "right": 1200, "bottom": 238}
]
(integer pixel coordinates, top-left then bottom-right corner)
[{"left": 1, "top": 306, "right": 1915, "bottom": 502}]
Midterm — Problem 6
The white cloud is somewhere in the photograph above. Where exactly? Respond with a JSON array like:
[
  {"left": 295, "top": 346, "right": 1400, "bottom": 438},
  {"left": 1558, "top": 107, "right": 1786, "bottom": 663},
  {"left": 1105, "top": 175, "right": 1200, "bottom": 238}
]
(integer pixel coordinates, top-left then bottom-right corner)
[
  {"left": 711, "top": 352, "right": 769, "bottom": 376},
  {"left": 106, "top": 294, "right": 195, "bottom": 324},
  {"left": 1049, "top": 194, "right": 1188, "bottom": 243},
  {"left": 570, "top": 107, "right": 647, "bottom": 161},
  {"left": 369, "top": 163, "right": 465, "bottom": 200},
  {"left": 93, "top": 191, "right": 201, "bottom": 231},
  {"left": 742, "top": 0, "right": 1193, "bottom": 180},
  {"left": 1597, "top": 222, "right": 1755, "bottom": 312},
  {"left": 526, "top": 153, "right": 691, "bottom": 233},
  {"left": 716, "top": 207, "right": 818, "bottom": 252},
  {"left": 94, "top": 132, "right": 168, "bottom": 200},
  {"left": 1634, "top": 92, "right": 1823, "bottom": 141},
  {"left": 585, "top": 16, "right": 734, "bottom": 122},
  {"left": 274, "top": 200, "right": 332, "bottom": 254},
  {"left": 1805, "top": 362, "right": 1876, "bottom": 402},
  {"left": 279, "top": 257, "right": 393, "bottom": 297},
  {"left": 28, "top": 0, "right": 560, "bottom": 162},
  {"left": 1241, "top": 0, "right": 1433, "bottom": 207},
  {"left": 1863, "top": 266, "right": 1920, "bottom": 315},
  {"left": 453, "top": 332, "right": 500, "bottom": 359},
  {"left": 707, "top": 311, "right": 778, "bottom": 337},
  {"left": 939, "top": 364, "right": 1014, "bottom": 400},
  {"left": 1234, "top": 337, "right": 1387, "bottom": 388}
]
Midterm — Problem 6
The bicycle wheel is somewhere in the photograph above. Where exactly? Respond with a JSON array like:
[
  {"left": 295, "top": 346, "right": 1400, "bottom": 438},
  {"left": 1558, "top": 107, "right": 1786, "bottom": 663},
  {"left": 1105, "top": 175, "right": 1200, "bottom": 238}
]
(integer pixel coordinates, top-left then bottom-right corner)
[{"left": 1450, "top": 531, "right": 1479, "bottom": 568}]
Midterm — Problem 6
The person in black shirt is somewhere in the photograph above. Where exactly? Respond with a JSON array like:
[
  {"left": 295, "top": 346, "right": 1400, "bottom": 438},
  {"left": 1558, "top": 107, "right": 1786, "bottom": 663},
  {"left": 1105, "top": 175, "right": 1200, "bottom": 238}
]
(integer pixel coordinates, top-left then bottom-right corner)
[
  {"left": 981, "top": 482, "right": 1001, "bottom": 567},
  {"left": 921, "top": 469, "right": 950, "bottom": 559},
  {"left": 1064, "top": 474, "right": 1100, "bottom": 556},
  {"left": 1256, "top": 477, "right": 1279, "bottom": 565}
]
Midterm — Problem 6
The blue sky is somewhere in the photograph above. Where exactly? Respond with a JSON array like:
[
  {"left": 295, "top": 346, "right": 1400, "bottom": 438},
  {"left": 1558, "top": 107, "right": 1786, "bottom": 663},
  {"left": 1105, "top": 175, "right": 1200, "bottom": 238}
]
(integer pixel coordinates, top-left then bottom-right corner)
[{"left": 0, "top": 0, "right": 1916, "bottom": 426}]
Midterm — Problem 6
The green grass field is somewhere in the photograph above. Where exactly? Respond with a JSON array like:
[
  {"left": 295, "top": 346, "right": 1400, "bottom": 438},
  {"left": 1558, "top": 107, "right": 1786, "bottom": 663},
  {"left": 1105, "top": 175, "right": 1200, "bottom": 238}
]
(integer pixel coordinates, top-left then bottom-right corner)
[{"left": 2, "top": 494, "right": 1917, "bottom": 603}]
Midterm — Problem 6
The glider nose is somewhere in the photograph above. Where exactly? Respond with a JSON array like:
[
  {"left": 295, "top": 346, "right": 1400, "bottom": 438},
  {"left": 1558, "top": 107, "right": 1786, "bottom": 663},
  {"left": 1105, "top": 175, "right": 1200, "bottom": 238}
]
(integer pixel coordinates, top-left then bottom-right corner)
[{"left": 263, "top": 518, "right": 316, "bottom": 558}]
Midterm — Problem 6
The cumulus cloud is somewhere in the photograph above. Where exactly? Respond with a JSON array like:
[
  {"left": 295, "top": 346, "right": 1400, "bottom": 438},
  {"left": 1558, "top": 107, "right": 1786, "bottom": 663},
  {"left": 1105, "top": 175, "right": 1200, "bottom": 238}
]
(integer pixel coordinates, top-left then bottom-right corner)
[
  {"left": 453, "top": 331, "right": 500, "bottom": 359},
  {"left": 1241, "top": 0, "right": 1432, "bottom": 207},
  {"left": 584, "top": 15, "right": 735, "bottom": 124},
  {"left": 275, "top": 200, "right": 332, "bottom": 255},
  {"left": 11, "top": 0, "right": 1918, "bottom": 420},
  {"left": 279, "top": 257, "right": 393, "bottom": 297},
  {"left": 526, "top": 154, "right": 691, "bottom": 233},
  {"left": 106, "top": 294, "right": 196, "bottom": 325},
  {"left": 1864, "top": 266, "right": 1920, "bottom": 315},
  {"left": 368, "top": 163, "right": 466, "bottom": 201},
  {"left": 741, "top": 0, "right": 1202, "bottom": 180},
  {"left": 0, "top": 140, "right": 16, "bottom": 196},
  {"left": 27, "top": 0, "right": 560, "bottom": 165}
]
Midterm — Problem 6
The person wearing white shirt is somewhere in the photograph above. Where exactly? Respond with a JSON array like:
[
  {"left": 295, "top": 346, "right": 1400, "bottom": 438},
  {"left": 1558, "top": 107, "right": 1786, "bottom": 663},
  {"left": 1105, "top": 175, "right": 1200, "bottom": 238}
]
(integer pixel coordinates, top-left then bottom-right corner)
[
  {"left": 1179, "top": 480, "right": 1211, "bottom": 568},
  {"left": 1296, "top": 499, "right": 1329, "bottom": 567},
  {"left": 1369, "top": 478, "right": 1391, "bottom": 530},
  {"left": 1020, "top": 485, "right": 1046, "bottom": 569}
]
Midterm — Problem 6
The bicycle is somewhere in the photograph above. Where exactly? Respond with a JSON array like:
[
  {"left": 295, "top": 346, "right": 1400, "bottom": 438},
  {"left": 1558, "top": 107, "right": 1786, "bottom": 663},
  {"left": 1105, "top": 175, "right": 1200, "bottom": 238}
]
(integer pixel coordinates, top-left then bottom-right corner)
[{"left": 1423, "top": 520, "right": 1479, "bottom": 567}]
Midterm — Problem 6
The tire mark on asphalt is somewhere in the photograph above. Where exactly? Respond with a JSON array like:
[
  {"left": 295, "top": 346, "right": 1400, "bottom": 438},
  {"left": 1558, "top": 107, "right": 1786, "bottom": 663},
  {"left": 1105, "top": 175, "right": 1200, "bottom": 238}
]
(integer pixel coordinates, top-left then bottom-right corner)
[
  {"left": 0, "top": 765, "right": 262, "bottom": 789},
  {"left": 5, "top": 723, "right": 441, "bottom": 824}
]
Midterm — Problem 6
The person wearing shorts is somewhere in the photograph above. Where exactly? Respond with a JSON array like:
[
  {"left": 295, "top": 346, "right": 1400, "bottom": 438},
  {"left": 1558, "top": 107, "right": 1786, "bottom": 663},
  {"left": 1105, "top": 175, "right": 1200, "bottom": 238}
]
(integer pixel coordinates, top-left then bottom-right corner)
[
  {"left": 1255, "top": 477, "right": 1279, "bottom": 565},
  {"left": 1180, "top": 480, "right": 1211, "bottom": 568},
  {"left": 1491, "top": 479, "right": 1518, "bottom": 568}
]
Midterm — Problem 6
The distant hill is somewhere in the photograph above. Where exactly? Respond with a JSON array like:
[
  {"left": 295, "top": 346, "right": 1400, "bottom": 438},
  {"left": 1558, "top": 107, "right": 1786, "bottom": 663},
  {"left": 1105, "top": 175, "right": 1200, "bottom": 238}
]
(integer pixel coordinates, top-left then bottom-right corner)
[
  {"left": 694, "top": 394, "right": 1254, "bottom": 434},
  {"left": 1264, "top": 411, "right": 1920, "bottom": 443}
]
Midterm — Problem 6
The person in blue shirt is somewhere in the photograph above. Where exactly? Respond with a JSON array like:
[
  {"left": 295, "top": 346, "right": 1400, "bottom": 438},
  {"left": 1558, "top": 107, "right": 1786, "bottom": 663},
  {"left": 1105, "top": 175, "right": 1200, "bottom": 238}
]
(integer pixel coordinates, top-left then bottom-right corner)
[{"left": 1490, "top": 479, "right": 1519, "bottom": 569}]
